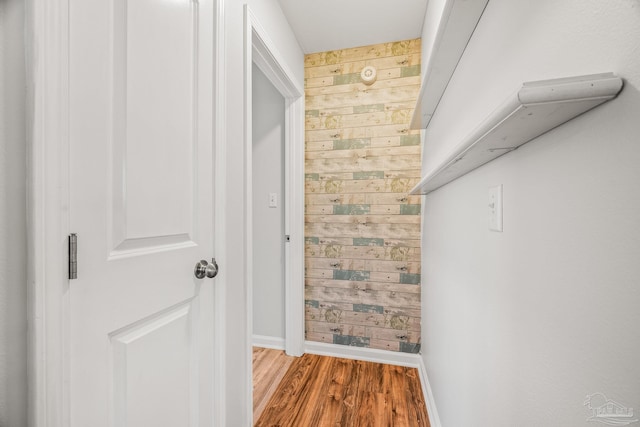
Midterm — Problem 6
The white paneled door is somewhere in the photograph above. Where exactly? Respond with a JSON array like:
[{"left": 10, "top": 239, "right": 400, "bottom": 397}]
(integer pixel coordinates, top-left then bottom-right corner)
[{"left": 68, "top": 0, "right": 216, "bottom": 425}]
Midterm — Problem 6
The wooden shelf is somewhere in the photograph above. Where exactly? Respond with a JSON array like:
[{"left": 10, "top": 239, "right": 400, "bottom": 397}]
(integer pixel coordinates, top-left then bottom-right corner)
[
  {"left": 410, "top": 0, "right": 489, "bottom": 130},
  {"left": 410, "top": 73, "right": 623, "bottom": 195}
]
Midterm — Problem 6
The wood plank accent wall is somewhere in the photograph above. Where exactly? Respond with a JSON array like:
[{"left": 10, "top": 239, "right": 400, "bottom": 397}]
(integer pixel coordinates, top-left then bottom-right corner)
[{"left": 304, "top": 39, "right": 422, "bottom": 353}]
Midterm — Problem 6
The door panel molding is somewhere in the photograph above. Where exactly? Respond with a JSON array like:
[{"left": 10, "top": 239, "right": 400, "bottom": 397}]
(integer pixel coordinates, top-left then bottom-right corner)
[
  {"left": 108, "top": 234, "right": 196, "bottom": 261},
  {"left": 109, "top": 0, "right": 199, "bottom": 257},
  {"left": 110, "top": 299, "right": 196, "bottom": 426}
]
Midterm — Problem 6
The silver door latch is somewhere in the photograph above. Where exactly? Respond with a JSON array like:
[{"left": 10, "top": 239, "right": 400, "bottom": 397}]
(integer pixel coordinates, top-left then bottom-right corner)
[{"left": 69, "top": 233, "right": 78, "bottom": 280}]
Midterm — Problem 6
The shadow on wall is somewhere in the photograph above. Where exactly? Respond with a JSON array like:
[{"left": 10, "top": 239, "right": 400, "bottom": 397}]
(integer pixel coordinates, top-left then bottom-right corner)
[{"left": 0, "top": 0, "right": 28, "bottom": 425}]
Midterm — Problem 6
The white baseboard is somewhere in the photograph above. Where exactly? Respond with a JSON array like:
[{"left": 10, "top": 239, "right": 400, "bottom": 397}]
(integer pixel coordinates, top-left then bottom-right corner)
[
  {"left": 304, "top": 341, "right": 421, "bottom": 368},
  {"left": 252, "top": 335, "right": 285, "bottom": 350},
  {"left": 417, "top": 356, "right": 442, "bottom": 427}
]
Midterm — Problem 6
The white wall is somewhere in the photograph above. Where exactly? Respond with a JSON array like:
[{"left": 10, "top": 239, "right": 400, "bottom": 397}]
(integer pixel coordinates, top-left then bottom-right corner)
[
  {"left": 223, "top": 0, "right": 303, "bottom": 424},
  {"left": 0, "top": 0, "right": 27, "bottom": 426},
  {"left": 252, "top": 63, "right": 285, "bottom": 340},
  {"left": 421, "top": 1, "right": 640, "bottom": 426}
]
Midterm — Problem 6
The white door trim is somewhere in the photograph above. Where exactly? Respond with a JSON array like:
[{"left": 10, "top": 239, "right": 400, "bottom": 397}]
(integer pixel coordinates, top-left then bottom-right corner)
[
  {"left": 213, "top": 0, "right": 227, "bottom": 425},
  {"left": 243, "top": 5, "right": 305, "bottom": 361},
  {"left": 26, "top": 1, "right": 228, "bottom": 425},
  {"left": 27, "top": 0, "right": 71, "bottom": 424}
]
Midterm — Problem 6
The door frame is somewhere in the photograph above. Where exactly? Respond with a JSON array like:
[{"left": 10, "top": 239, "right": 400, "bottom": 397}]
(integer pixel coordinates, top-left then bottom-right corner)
[
  {"left": 243, "top": 5, "right": 305, "bottom": 359},
  {"left": 26, "top": 0, "right": 228, "bottom": 425},
  {"left": 244, "top": 5, "right": 304, "bottom": 362}
]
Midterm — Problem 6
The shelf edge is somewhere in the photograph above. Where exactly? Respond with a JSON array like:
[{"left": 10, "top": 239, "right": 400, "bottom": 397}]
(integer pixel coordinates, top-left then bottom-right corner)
[{"left": 411, "top": 73, "right": 624, "bottom": 195}]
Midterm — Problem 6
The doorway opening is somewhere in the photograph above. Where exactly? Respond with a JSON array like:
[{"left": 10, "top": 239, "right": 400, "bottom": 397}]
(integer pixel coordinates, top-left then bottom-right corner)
[
  {"left": 251, "top": 63, "right": 286, "bottom": 348},
  {"left": 243, "top": 10, "right": 305, "bottom": 423}
]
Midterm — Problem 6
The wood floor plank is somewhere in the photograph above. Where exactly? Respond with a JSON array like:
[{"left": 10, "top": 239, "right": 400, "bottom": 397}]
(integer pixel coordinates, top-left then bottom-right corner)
[
  {"left": 312, "top": 357, "right": 353, "bottom": 426},
  {"left": 289, "top": 355, "right": 334, "bottom": 424},
  {"left": 340, "top": 359, "right": 364, "bottom": 426},
  {"left": 255, "top": 353, "right": 321, "bottom": 426},
  {"left": 252, "top": 347, "right": 296, "bottom": 422},
  {"left": 389, "top": 364, "right": 411, "bottom": 426},
  {"left": 405, "top": 368, "right": 430, "bottom": 426},
  {"left": 254, "top": 352, "right": 429, "bottom": 427}
]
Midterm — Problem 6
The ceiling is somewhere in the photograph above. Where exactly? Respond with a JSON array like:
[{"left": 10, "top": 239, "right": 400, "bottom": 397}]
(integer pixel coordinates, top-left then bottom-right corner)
[{"left": 277, "top": 0, "right": 429, "bottom": 54}]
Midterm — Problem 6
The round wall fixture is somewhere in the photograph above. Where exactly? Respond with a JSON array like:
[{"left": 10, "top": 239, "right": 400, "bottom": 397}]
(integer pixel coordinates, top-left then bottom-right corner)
[{"left": 360, "top": 66, "right": 377, "bottom": 85}]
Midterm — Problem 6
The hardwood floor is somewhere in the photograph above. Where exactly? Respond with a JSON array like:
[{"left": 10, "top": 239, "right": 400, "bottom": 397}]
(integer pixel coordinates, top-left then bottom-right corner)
[
  {"left": 253, "top": 347, "right": 296, "bottom": 422},
  {"left": 253, "top": 350, "right": 430, "bottom": 427}
]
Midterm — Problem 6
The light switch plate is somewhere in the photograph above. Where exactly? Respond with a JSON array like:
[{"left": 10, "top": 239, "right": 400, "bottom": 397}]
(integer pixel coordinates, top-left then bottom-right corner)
[
  {"left": 488, "top": 185, "right": 503, "bottom": 232},
  {"left": 269, "top": 192, "right": 277, "bottom": 208}
]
